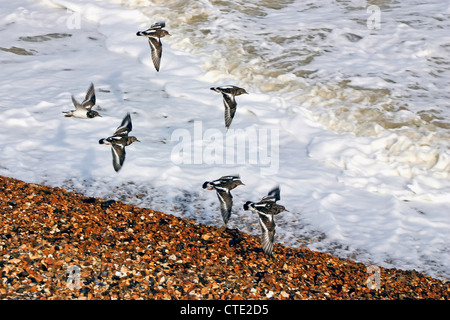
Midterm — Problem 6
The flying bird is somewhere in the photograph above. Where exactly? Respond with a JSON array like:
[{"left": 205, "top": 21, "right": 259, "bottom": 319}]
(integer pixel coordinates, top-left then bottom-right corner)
[
  {"left": 99, "top": 112, "right": 140, "bottom": 172},
  {"left": 203, "top": 175, "right": 245, "bottom": 226},
  {"left": 136, "top": 22, "right": 171, "bottom": 72},
  {"left": 243, "top": 186, "right": 287, "bottom": 255},
  {"left": 63, "top": 83, "right": 101, "bottom": 118},
  {"left": 210, "top": 85, "right": 248, "bottom": 131}
]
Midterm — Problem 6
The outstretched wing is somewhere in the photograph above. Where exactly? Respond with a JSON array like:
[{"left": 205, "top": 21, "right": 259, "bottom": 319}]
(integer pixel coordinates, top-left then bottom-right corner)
[
  {"left": 150, "top": 21, "right": 165, "bottom": 29},
  {"left": 71, "top": 95, "right": 84, "bottom": 111},
  {"left": 262, "top": 185, "right": 280, "bottom": 203},
  {"left": 147, "top": 37, "right": 162, "bottom": 72},
  {"left": 113, "top": 113, "right": 133, "bottom": 137},
  {"left": 258, "top": 213, "right": 275, "bottom": 255},
  {"left": 111, "top": 144, "right": 126, "bottom": 172},
  {"left": 82, "top": 83, "right": 96, "bottom": 109},
  {"left": 222, "top": 93, "right": 237, "bottom": 130},
  {"left": 216, "top": 188, "right": 233, "bottom": 225}
]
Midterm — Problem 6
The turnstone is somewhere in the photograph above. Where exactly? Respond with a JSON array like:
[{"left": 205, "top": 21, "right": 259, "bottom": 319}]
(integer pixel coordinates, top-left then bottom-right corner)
[
  {"left": 136, "top": 22, "right": 171, "bottom": 72},
  {"left": 210, "top": 85, "right": 248, "bottom": 131},
  {"left": 99, "top": 112, "right": 140, "bottom": 172},
  {"left": 202, "top": 175, "right": 245, "bottom": 226},
  {"left": 63, "top": 83, "right": 101, "bottom": 118},
  {"left": 243, "top": 186, "right": 287, "bottom": 256}
]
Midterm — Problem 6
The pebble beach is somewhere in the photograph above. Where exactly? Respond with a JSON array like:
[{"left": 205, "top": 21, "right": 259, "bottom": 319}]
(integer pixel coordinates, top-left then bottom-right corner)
[{"left": 1, "top": 175, "right": 448, "bottom": 301}]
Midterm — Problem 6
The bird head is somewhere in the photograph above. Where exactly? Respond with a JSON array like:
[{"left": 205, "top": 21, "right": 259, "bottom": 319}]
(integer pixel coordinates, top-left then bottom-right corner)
[
  {"left": 237, "top": 88, "right": 248, "bottom": 95},
  {"left": 128, "top": 136, "right": 140, "bottom": 144},
  {"left": 233, "top": 179, "right": 245, "bottom": 188},
  {"left": 87, "top": 110, "right": 101, "bottom": 118}
]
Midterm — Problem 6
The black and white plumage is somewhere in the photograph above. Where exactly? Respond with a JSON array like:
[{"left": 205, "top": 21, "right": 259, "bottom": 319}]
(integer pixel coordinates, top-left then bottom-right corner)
[
  {"left": 99, "top": 112, "right": 140, "bottom": 172},
  {"left": 210, "top": 85, "right": 248, "bottom": 131},
  {"left": 203, "top": 175, "right": 245, "bottom": 226},
  {"left": 243, "top": 186, "right": 286, "bottom": 256},
  {"left": 64, "top": 83, "right": 101, "bottom": 118},
  {"left": 136, "top": 22, "right": 171, "bottom": 72}
]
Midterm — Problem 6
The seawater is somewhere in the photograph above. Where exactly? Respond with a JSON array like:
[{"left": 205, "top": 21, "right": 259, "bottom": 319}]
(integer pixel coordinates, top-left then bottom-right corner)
[{"left": 118, "top": 0, "right": 450, "bottom": 196}]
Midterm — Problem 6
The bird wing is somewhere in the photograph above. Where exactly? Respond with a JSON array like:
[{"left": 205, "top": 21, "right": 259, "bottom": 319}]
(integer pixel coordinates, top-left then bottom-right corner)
[
  {"left": 111, "top": 143, "right": 126, "bottom": 172},
  {"left": 113, "top": 113, "right": 132, "bottom": 137},
  {"left": 222, "top": 93, "right": 237, "bottom": 129},
  {"left": 216, "top": 188, "right": 233, "bottom": 225},
  {"left": 147, "top": 37, "right": 162, "bottom": 72},
  {"left": 258, "top": 213, "right": 275, "bottom": 255},
  {"left": 218, "top": 175, "right": 240, "bottom": 181},
  {"left": 150, "top": 21, "right": 165, "bottom": 29},
  {"left": 81, "top": 83, "right": 96, "bottom": 109},
  {"left": 71, "top": 95, "right": 85, "bottom": 111},
  {"left": 261, "top": 185, "right": 281, "bottom": 203},
  {"left": 217, "top": 85, "right": 239, "bottom": 94}
]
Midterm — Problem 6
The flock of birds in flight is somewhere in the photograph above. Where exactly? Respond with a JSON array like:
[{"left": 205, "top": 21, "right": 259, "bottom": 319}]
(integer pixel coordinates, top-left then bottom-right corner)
[{"left": 62, "top": 22, "right": 287, "bottom": 256}]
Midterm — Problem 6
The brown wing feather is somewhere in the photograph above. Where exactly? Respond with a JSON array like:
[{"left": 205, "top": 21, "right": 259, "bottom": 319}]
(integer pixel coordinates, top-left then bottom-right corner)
[{"left": 147, "top": 37, "right": 162, "bottom": 72}]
